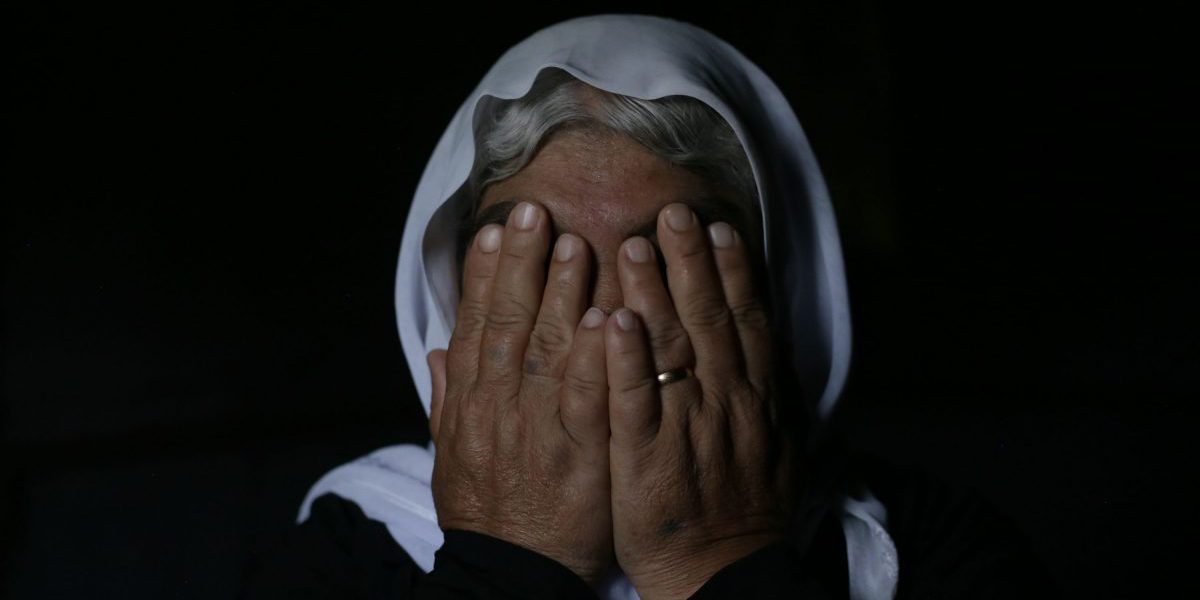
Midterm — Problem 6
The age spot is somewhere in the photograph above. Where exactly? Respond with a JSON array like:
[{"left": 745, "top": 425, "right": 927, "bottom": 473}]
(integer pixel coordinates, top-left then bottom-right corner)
[
  {"left": 523, "top": 357, "right": 543, "bottom": 375},
  {"left": 659, "top": 517, "right": 683, "bottom": 537},
  {"left": 485, "top": 345, "right": 508, "bottom": 363}
]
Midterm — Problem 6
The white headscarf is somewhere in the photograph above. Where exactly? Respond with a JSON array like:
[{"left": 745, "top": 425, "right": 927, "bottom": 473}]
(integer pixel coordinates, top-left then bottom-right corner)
[{"left": 300, "top": 15, "right": 896, "bottom": 599}]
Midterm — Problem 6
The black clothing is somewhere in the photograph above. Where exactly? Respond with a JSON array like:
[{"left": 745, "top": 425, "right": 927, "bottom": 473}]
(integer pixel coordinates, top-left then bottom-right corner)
[{"left": 240, "top": 459, "right": 1054, "bottom": 599}]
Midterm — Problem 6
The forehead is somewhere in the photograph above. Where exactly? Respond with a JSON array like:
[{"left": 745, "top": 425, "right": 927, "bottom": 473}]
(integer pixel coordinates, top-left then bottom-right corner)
[{"left": 478, "top": 127, "right": 728, "bottom": 242}]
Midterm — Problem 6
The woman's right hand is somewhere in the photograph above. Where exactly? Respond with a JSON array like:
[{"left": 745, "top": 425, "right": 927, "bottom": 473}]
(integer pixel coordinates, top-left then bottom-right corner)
[{"left": 426, "top": 201, "right": 614, "bottom": 584}]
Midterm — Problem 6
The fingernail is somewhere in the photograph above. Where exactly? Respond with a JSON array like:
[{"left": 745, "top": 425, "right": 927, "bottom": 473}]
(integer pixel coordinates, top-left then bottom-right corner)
[
  {"left": 581, "top": 307, "right": 605, "bottom": 329},
  {"left": 614, "top": 308, "right": 637, "bottom": 331},
  {"left": 665, "top": 204, "right": 695, "bottom": 232},
  {"left": 514, "top": 201, "right": 537, "bottom": 230},
  {"left": 624, "top": 237, "right": 653, "bottom": 263},
  {"left": 708, "top": 222, "right": 734, "bottom": 248},
  {"left": 555, "top": 234, "right": 579, "bottom": 262},
  {"left": 477, "top": 225, "right": 501, "bottom": 253}
]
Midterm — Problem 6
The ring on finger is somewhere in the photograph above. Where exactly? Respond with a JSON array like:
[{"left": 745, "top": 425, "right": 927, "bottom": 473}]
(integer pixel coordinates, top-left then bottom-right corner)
[{"left": 656, "top": 366, "right": 693, "bottom": 387}]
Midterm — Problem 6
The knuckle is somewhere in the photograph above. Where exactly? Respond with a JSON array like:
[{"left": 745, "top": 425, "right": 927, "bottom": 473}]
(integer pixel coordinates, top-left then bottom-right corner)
[
  {"left": 528, "top": 321, "right": 572, "bottom": 358},
  {"left": 465, "top": 267, "right": 495, "bottom": 284},
  {"left": 647, "top": 323, "right": 691, "bottom": 353},
  {"left": 480, "top": 342, "right": 518, "bottom": 375},
  {"left": 728, "top": 297, "right": 769, "bottom": 329},
  {"left": 457, "top": 298, "right": 490, "bottom": 328},
  {"left": 611, "top": 341, "right": 646, "bottom": 362},
  {"left": 675, "top": 241, "right": 711, "bottom": 263},
  {"left": 680, "top": 293, "right": 731, "bottom": 328},
  {"left": 702, "top": 377, "right": 740, "bottom": 406},
  {"left": 485, "top": 297, "right": 536, "bottom": 331},
  {"left": 485, "top": 310, "right": 525, "bottom": 331},
  {"left": 500, "top": 239, "right": 538, "bottom": 262},
  {"left": 621, "top": 428, "right": 661, "bottom": 458},
  {"left": 615, "top": 376, "right": 658, "bottom": 397},
  {"left": 564, "top": 370, "right": 606, "bottom": 397}
]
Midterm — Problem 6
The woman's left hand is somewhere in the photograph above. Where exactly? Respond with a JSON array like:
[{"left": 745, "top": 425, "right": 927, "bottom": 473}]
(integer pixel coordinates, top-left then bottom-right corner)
[{"left": 605, "top": 203, "right": 795, "bottom": 600}]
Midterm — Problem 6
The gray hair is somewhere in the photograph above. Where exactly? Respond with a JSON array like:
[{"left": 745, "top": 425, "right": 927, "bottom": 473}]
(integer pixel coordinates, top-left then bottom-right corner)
[{"left": 466, "top": 67, "right": 760, "bottom": 216}]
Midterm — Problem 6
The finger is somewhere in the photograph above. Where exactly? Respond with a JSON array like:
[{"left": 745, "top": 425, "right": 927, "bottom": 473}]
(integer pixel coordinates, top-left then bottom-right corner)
[
  {"left": 617, "top": 236, "right": 695, "bottom": 377},
  {"left": 605, "top": 308, "right": 661, "bottom": 452},
  {"left": 707, "top": 222, "right": 772, "bottom": 394},
  {"left": 525, "top": 234, "right": 591, "bottom": 386},
  {"left": 657, "top": 203, "right": 742, "bottom": 380},
  {"left": 427, "top": 349, "right": 448, "bottom": 441},
  {"left": 477, "top": 201, "right": 551, "bottom": 399},
  {"left": 560, "top": 307, "right": 609, "bottom": 449},
  {"left": 445, "top": 225, "right": 502, "bottom": 394}
]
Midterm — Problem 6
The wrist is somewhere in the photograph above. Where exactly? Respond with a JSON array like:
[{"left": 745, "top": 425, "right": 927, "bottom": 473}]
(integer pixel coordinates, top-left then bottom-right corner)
[
  {"left": 438, "top": 529, "right": 601, "bottom": 597},
  {"left": 628, "top": 533, "right": 784, "bottom": 600},
  {"left": 439, "top": 524, "right": 611, "bottom": 586}
]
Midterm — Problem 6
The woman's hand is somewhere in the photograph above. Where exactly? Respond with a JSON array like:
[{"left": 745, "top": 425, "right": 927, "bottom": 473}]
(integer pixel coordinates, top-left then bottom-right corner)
[
  {"left": 426, "top": 201, "right": 614, "bottom": 584},
  {"left": 606, "top": 203, "right": 793, "bottom": 599}
]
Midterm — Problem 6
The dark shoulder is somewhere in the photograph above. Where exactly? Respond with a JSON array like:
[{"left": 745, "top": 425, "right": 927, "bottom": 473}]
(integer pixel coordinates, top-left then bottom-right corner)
[
  {"left": 240, "top": 493, "right": 419, "bottom": 600},
  {"left": 851, "top": 455, "right": 1058, "bottom": 598}
]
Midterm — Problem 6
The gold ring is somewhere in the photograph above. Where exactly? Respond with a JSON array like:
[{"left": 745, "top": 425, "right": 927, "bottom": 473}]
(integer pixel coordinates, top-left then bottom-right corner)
[{"left": 656, "top": 367, "right": 692, "bottom": 386}]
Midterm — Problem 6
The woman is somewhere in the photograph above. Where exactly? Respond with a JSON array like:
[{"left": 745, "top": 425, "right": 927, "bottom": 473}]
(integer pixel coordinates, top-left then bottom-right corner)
[{"left": 243, "top": 15, "right": 1049, "bottom": 599}]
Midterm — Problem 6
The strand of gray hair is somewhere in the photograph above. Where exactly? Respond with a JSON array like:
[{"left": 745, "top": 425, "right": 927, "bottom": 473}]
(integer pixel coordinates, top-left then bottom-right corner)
[{"left": 467, "top": 67, "right": 759, "bottom": 211}]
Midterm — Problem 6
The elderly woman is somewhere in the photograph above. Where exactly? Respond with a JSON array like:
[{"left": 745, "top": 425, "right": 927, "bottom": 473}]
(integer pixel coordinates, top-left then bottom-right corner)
[{"left": 244, "top": 15, "right": 1049, "bottom": 599}]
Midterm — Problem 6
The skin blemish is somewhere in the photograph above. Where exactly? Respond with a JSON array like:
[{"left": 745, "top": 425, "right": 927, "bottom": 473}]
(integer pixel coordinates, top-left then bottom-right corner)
[
  {"left": 659, "top": 517, "right": 683, "bottom": 537},
  {"left": 485, "top": 345, "right": 507, "bottom": 364},
  {"left": 523, "top": 357, "right": 542, "bottom": 376}
]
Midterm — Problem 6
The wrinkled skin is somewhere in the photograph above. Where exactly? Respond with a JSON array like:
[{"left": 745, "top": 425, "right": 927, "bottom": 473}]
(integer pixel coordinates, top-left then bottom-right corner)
[{"left": 426, "top": 126, "right": 794, "bottom": 597}]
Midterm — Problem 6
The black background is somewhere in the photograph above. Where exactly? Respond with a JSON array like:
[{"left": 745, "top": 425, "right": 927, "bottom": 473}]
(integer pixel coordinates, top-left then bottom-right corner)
[{"left": 4, "top": 2, "right": 1195, "bottom": 598}]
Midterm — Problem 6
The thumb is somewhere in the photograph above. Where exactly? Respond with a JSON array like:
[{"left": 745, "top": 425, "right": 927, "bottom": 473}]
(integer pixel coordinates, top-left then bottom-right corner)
[{"left": 427, "top": 349, "right": 448, "bottom": 441}]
